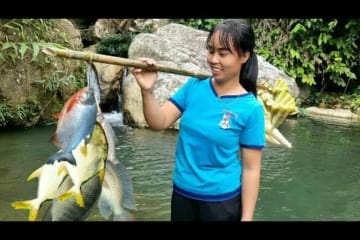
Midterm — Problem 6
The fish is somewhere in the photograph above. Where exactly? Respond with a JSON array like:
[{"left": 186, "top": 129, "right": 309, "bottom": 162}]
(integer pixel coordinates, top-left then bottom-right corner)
[
  {"left": 39, "top": 116, "right": 136, "bottom": 221},
  {"left": 40, "top": 172, "right": 102, "bottom": 221},
  {"left": 57, "top": 122, "right": 108, "bottom": 207},
  {"left": 97, "top": 160, "right": 137, "bottom": 221},
  {"left": 95, "top": 114, "right": 138, "bottom": 221},
  {"left": 87, "top": 63, "right": 102, "bottom": 107},
  {"left": 47, "top": 86, "right": 98, "bottom": 166},
  {"left": 11, "top": 161, "right": 68, "bottom": 221},
  {"left": 39, "top": 116, "right": 109, "bottom": 221},
  {"left": 96, "top": 113, "right": 118, "bottom": 164}
]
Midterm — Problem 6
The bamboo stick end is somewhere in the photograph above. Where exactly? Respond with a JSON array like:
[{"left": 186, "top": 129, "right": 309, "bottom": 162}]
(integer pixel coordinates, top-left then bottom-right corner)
[{"left": 41, "top": 47, "right": 56, "bottom": 57}]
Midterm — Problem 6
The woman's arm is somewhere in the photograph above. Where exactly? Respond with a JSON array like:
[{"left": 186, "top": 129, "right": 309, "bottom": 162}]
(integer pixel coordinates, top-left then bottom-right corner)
[
  {"left": 132, "top": 58, "right": 181, "bottom": 131},
  {"left": 240, "top": 148, "right": 262, "bottom": 221},
  {"left": 141, "top": 91, "right": 181, "bottom": 131}
]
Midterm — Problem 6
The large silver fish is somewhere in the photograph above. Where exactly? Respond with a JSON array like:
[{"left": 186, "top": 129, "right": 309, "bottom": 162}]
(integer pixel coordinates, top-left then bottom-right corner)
[
  {"left": 47, "top": 86, "right": 97, "bottom": 166},
  {"left": 96, "top": 113, "right": 137, "bottom": 221},
  {"left": 96, "top": 113, "right": 118, "bottom": 164},
  {"left": 98, "top": 160, "right": 137, "bottom": 221}
]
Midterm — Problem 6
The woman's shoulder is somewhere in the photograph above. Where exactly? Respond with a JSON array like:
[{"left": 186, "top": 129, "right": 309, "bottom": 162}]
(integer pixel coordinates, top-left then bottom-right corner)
[
  {"left": 183, "top": 77, "right": 211, "bottom": 88},
  {"left": 243, "top": 93, "right": 264, "bottom": 110},
  {"left": 187, "top": 76, "right": 211, "bottom": 83}
]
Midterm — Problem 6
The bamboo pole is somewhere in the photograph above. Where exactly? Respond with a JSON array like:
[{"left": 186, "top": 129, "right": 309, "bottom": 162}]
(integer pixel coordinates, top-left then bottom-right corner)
[
  {"left": 42, "top": 47, "right": 297, "bottom": 148},
  {"left": 42, "top": 47, "right": 211, "bottom": 79}
]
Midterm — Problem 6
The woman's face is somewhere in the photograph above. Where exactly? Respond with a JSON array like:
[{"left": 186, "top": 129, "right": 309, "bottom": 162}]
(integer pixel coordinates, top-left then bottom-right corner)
[{"left": 207, "top": 31, "right": 248, "bottom": 83}]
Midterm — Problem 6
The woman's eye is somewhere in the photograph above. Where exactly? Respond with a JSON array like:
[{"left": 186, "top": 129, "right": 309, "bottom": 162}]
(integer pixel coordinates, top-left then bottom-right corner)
[{"left": 219, "top": 51, "right": 229, "bottom": 56}]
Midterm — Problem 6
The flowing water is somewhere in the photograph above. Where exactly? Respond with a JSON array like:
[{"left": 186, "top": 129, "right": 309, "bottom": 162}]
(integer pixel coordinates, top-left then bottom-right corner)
[{"left": 1, "top": 117, "right": 360, "bottom": 221}]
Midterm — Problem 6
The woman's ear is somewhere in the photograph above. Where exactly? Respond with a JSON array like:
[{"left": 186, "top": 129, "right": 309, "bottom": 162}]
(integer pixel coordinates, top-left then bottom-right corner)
[{"left": 241, "top": 51, "right": 250, "bottom": 64}]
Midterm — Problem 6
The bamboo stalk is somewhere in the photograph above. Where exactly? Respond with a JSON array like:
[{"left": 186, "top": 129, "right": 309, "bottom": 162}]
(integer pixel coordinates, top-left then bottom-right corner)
[{"left": 42, "top": 47, "right": 211, "bottom": 79}]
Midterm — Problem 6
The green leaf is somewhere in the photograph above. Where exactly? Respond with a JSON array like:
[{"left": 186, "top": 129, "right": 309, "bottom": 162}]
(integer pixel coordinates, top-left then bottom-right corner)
[
  {"left": 1, "top": 42, "right": 12, "bottom": 50},
  {"left": 19, "top": 43, "right": 29, "bottom": 60},
  {"left": 301, "top": 74, "right": 315, "bottom": 86},
  {"left": 31, "top": 43, "right": 40, "bottom": 62}
]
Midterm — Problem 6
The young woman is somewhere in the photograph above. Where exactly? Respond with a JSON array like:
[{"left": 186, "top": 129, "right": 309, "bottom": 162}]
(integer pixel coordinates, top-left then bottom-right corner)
[{"left": 131, "top": 19, "right": 265, "bottom": 221}]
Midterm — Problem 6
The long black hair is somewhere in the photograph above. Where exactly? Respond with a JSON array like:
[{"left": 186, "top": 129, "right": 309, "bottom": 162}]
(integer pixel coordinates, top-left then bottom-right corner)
[{"left": 206, "top": 19, "right": 259, "bottom": 97}]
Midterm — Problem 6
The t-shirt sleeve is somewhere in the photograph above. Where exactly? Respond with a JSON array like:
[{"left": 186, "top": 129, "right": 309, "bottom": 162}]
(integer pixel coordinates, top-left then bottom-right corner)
[
  {"left": 239, "top": 103, "right": 266, "bottom": 149},
  {"left": 168, "top": 77, "right": 196, "bottom": 113}
]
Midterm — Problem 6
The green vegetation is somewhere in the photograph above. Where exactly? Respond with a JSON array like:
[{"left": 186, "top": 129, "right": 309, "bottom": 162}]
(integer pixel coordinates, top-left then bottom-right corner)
[
  {"left": 0, "top": 19, "right": 85, "bottom": 127},
  {"left": 249, "top": 19, "right": 359, "bottom": 111},
  {"left": 170, "top": 19, "right": 224, "bottom": 32},
  {"left": 96, "top": 33, "right": 135, "bottom": 58},
  {"left": 171, "top": 18, "right": 360, "bottom": 112},
  {"left": 0, "top": 19, "right": 73, "bottom": 64},
  {"left": 1, "top": 18, "right": 359, "bottom": 128},
  {"left": 96, "top": 27, "right": 153, "bottom": 57}
]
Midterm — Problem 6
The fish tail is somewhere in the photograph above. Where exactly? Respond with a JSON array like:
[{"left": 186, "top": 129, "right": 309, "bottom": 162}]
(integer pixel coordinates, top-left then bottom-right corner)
[
  {"left": 113, "top": 211, "right": 136, "bottom": 221},
  {"left": 11, "top": 200, "right": 32, "bottom": 210},
  {"left": 46, "top": 151, "right": 62, "bottom": 165},
  {"left": 28, "top": 208, "right": 40, "bottom": 221},
  {"left": 47, "top": 151, "right": 77, "bottom": 166},
  {"left": 97, "top": 190, "right": 115, "bottom": 220},
  {"left": 11, "top": 200, "right": 40, "bottom": 221},
  {"left": 58, "top": 155, "right": 77, "bottom": 166},
  {"left": 112, "top": 161, "right": 137, "bottom": 210}
]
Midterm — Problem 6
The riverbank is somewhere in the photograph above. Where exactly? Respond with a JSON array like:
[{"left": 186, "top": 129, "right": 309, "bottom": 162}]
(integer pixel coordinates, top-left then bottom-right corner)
[{"left": 303, "top": 106, "right": 360, "bottom": 125}]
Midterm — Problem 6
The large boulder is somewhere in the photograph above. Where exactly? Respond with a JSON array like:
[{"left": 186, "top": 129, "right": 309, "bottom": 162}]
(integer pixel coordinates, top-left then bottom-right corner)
[{"left": 122, "top": 23, "right": 299, "bottom": 129}]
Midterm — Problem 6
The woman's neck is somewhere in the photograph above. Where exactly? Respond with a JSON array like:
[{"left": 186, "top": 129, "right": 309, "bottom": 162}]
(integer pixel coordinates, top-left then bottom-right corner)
[{"left": 212, "top": 78, "right": 247, "bottom": 96}]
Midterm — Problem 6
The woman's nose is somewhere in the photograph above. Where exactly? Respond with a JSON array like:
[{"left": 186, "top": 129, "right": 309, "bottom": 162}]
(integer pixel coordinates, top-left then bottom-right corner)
[{"left": 208, "top": 53, "right": 219, "bottom": 63}]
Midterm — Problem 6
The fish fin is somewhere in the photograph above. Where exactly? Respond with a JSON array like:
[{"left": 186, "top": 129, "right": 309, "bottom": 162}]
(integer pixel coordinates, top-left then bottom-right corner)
[
  {"left": 57, "top": 162, "right": 68, "bottom": 177},
  {"left": 113, "top": 211, "right": 136, "bottom": 221},
  {"left": 11, "top": 200, "right": 33, "bottom": 210},
  {"left": 84, "top": 132, "right": 93, "bottom": 146},
  {"left": 28, "top": 208, "right": 40, "bottom": 221},
  {"left": 80, "top": 141, "right": 87, "bottom": 158},
  {"left": 75, "top": 192, "right": 85, "bottom": 208},
  {"left": 59, "top": 157, "right": 77, "bottom": 166},
  {"left": 58, "top": 188, "right": 85, "bottom": 208},
  {"left": 11, "top": 200, "right": 39, "bottom": 221},
  {"left": 47, "top": 150, "right": 77, "bottom": 166},
  {"left": 27, "top": 166, "right": 44, "bottom": 181},
  {"left": 96, "top": 100, "right": 102, "bottom": 114},
  {"left": 57, "top": 152, "right": 77, "bottom": 166},
  {"left": 52, "top": 113, "right": 60, "bottom": 119},
  {"left": 97, "top": 195, "right": 112, "bottom": 220},
  {"left": 113, "top": 161, "right": 137, "bottom": 210},
  {"left": 98, "top": 168, "right": 106, "bottom": 183},
  {"left": 49, "top": 134, "right": 60, "bottom": 146},
  {"left": 57, "top": 190, "right": 73, "bottom": 202}
]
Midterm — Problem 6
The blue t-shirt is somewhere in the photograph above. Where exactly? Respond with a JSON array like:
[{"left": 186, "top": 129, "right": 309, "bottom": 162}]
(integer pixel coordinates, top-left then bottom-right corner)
[{"left": 169, "top": 77, "right": 265, "bottom": 202}]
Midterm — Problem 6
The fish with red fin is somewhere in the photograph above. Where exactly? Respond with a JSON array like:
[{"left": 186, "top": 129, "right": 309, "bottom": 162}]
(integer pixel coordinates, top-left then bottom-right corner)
[{"left": 47, "top": 86, "right": 97, "bottom": 166}]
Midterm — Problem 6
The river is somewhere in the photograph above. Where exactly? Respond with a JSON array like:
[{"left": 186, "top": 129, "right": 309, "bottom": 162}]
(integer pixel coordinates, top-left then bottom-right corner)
[{"left": 1, "top": 117, "right": 360, "bottom": 221}]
